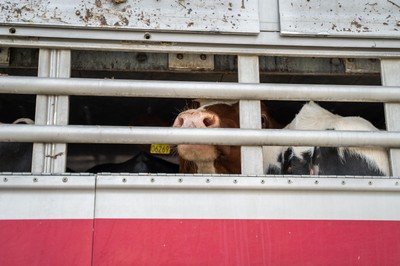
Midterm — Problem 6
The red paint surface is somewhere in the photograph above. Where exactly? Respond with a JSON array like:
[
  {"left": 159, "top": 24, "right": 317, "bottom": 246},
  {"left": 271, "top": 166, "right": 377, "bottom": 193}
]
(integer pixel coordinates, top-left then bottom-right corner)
[
  {"left": 93, "top": 219, "right": 400, "bottom": 266},
  {"left": 0, "top": 219, "right": 93, "bottom": 266},
  {"left": 1, "top": 219, "right": 399, "bottom": 265}
]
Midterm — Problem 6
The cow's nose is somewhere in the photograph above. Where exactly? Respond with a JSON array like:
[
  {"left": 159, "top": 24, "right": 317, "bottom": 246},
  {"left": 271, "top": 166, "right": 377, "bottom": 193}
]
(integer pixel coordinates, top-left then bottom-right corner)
[{"left": 173, "top": 110, "right": 220, "bottom": 128}]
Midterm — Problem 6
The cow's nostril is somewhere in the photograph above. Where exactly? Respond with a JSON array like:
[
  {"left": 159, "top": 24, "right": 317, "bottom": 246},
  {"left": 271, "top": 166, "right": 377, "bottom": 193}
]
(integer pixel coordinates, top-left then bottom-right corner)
[
  {"left": 203, "top": 117, "right": 215, "bottom": 127},
  {"left": 174, "top": 117, "right": 184, "bottom": 127}
]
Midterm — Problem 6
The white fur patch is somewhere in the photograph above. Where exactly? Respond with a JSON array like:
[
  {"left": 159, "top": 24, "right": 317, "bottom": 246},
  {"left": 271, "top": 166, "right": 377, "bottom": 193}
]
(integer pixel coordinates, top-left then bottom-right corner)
[
  {"left": 262, "top": 145, "right": 284, "bottom": 172},
  {"left": 196, "top": 161, "right": 217, "bottom": 174},
  {"left": 13, "top": 118, "right": 34, "bottom": 124},
  {"left": 263, "top": 101, "right": 390, "bottom": 175}
]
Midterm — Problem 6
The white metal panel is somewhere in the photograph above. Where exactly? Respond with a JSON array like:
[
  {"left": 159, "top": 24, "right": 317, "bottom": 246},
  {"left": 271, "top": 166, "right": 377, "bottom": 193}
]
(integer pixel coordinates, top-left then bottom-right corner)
[
  {"left": 382, "top": 59, "right": 400, "bottom": 176},
  {"left": 0, "top": 0, "right": 259, "bottom": 35},
  {"left": 238, "top": 56, "right": 263, "bottom": 175},
  {"left": 95, "top": 175, "right": 400, "bottom": 220},
  {"left": 33, "top": 49, "right": 71, "bottom": 173},
  {"left": 279, "top": 0, "right": 400, "bottom": 38},
  {"left": 259, "top": 0, "right": 280, "bottom": 31},
  {"left": 0, "top": 175, "right": 95, "bottom": 220}
]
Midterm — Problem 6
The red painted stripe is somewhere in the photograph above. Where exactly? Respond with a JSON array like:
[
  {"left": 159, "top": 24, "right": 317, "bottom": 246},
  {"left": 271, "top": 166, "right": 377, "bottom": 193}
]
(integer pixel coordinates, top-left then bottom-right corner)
[
  {"left": 93, "top": 219, "right": 400, "bottom": 266},
  {"left": 1, "top": 219, "right": 399, "bottom": 265},
  {"left": 0, "top": 219, "right": 93, "bottom": 266}
]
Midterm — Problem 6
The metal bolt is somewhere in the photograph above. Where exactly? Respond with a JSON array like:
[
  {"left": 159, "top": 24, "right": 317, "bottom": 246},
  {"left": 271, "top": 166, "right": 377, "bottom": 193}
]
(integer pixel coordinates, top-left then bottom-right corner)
[
  {"left": 176, "top": 53, "right": 184, "bottom": 60},
  {"left": 368, "top": 181, "right": 373, "bottom": 186},
  {"left": 144, "top": 32, "right": 151, "bottom": 40},
  {"left": 341, "top": 181, "right": 346, "bottom": 185},
  {"left": 314, "top": 180, "right": 319, "bottom": 185},
  {"left": 233, "top": 179, "right": 237, "bottom": 184},
  {"left": 288, "top": 179, "right": 292, "bottom": 184},
  {"left": 178, "top": 178, "right": 183, "bottom": 183},
  {"left": 261, "top": 179, "right": 265, "bottom": 184},
  {"left": 75, "top": 10, "right": 81, "bottom": 16},
  {"left": 150, "top": 178, "right": 155, "bottom": 183},
  {"left": 3, "top": 177, "right": 8, "bottom": 182},
  {"left": 136, "top": 53, "right": 147, "bottom": 62},
  {"left": 206, "top": 178, "right": 210, "bottom": 183},
  {"left": 62, "top": 177, "right": 68, "bottom": 183},
  {"left": 9, "top": 28, "right": 16, "bottom": 34},
  {"left": 33, "top": 177, "right": 38, "bottom": 183},
  {"left": 200, "top": 54, "right": 207, "bottom": 60},
  {"left": 122, "top": 178, "right": 127, "bottom": 183}
]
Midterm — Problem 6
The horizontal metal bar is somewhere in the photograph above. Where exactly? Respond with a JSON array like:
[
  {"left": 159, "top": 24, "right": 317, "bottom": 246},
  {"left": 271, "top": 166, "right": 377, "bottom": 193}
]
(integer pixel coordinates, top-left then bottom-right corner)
[
  {"left": 0, "top": 125, "right": 399, "bottom": 148},
  {"left": 1, "top": 28, "right": 400, "bottom": 58},
  {"left": 1, "top": 174, "right": 398, "bottom": 192},
  {"left": 1, "top": 37, "right": 400, "bottom": 59},
  {"left": 1, "top": 76, "right": 400, "bottom": 102},
  {"left": 96, "top": 175, "right": 400, "bottom": 192}
]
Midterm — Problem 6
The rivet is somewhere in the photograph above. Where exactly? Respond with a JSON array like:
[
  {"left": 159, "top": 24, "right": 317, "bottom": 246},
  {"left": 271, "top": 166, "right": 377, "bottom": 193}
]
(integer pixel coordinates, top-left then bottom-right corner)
[
  {"left": 261, "top": 179, "right": 265, "bottom": 184},
  {"left": 233, "top": 179, "right": 237, "bottom": 184},
  {"left": 314, "top": 180, "right": 319, "bottom": 185},
  {"left": 62, "top": 177, "right": 68, "bottom": 183},
  {"left": 9, "top": 27, "right": 16, "bottom": 34},
  {"left": 33, "top": 177, "right": 38, "bottom": 183},
  {"left": 150, "top": 178, "right": 155, "bottom": 183},
  {"left": 3, "top": 177, "right": 8, "bottom": 182},
  {"left": 136, "top": 53, "right": 147, "bottom": 62},
  {"left": 75, "top": 10, "right": 81, "bottom": 16},
  {"left": 368, "top": 181, "right": 373, "bottom": 186},
  {"left": 206, "top": 178, "right": 210, "bottom": 183},
  {"left": 144, "top": 32, "right": 151, "bottom": 40},
  {"left": 342, "top": 181, "right": 346, "bottom": 185},
  {"left": 176, "top": 53, "right": 184, "bottom": 60},
  {"left": 122, "top": 178, "right": 127, "bottom": 183},
  {"left": 288, "top": 179, "right": 292, "bottom": 184},
  {"left": 200, "top": 54, "right": 207, "bottom": 60},
  {"left": 178, "top": 178, "right": 183, "bottom": 183}
]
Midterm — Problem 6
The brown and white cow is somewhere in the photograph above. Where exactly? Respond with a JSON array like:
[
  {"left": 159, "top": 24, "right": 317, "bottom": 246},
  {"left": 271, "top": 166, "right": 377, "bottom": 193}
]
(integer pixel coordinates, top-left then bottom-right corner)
[{"left": 172, "top": 101, "right": 281, "bottom": 174}]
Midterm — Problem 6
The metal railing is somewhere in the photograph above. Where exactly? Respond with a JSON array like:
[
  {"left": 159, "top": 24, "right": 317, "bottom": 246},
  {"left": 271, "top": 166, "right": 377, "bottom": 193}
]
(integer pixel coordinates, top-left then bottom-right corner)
[{"left": 1, "top": 76, "right": 400, "bottom": 102}]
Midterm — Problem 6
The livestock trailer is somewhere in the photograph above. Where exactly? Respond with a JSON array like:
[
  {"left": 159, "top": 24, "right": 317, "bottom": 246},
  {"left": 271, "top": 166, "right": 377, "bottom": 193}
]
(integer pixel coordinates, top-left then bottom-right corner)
[{"left": 0, "top": 0, "right": 400, "bottom": 265}]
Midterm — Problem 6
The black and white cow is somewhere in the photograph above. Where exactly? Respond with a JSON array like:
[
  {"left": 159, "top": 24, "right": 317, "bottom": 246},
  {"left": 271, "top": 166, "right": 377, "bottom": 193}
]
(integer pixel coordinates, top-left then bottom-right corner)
[{"left": 264, "top": 102, "right": 390, "bottom": 176}]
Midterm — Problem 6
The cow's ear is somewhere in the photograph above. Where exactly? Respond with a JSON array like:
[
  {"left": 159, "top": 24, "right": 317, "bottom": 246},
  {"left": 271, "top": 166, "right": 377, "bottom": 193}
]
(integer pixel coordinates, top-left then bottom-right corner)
[{"left": 261, "top": 113, "right": 269, "bottom": 128}]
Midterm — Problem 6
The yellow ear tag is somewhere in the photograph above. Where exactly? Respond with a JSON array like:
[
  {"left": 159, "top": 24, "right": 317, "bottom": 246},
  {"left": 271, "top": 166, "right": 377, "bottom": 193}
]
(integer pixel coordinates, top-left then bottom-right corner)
[{"left": 150, "top": 144, "right": 171, "bottom": 155}]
